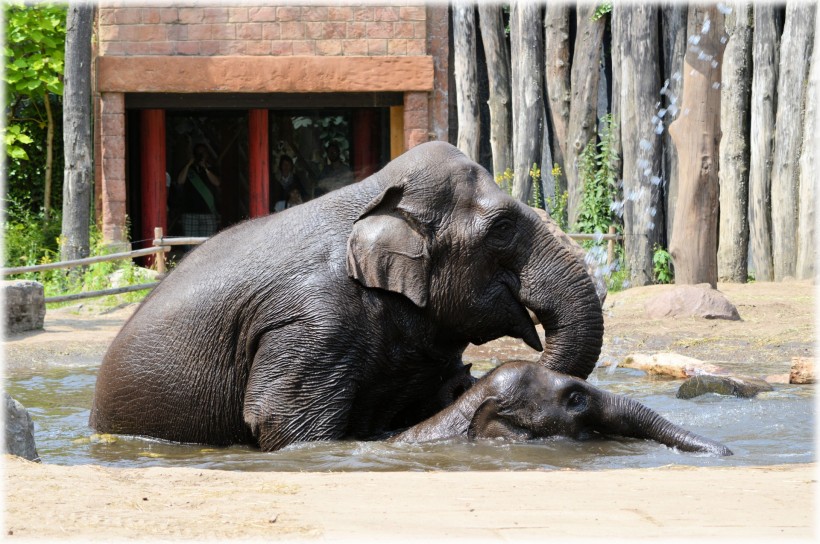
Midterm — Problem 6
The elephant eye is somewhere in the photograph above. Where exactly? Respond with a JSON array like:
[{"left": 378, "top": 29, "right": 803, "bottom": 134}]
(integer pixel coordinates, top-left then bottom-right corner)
[
  {"left": 566, "top": 391, "right": 588, "bottom": 411},
  {"left": 487, "top": 217, "right": 516, "bottom": 247}
]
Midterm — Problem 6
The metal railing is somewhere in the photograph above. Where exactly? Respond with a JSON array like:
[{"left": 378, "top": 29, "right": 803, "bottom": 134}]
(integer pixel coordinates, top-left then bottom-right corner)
[{"left": 3, "top": 225, "right": 622, "bottom": 303}]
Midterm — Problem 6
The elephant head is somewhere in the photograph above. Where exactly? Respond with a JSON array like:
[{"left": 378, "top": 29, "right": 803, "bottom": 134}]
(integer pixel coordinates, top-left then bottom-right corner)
[
  {"left": 393, "top": 360, "right": 733, "bottom": 456},
  {"left": 347, "top": 142, "right": 604, "bottom": 380}
]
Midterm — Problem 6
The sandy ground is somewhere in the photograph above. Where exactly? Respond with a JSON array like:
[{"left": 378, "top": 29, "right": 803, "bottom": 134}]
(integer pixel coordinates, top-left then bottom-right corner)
[{"left": 3, "top": 280, "right": 818, "bottom": 540}]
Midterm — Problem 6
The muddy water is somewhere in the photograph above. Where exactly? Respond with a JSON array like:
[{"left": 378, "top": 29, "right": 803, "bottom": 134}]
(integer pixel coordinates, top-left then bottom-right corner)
[{"left": 6, "top": 359, "right": 813, "bottom": 472}]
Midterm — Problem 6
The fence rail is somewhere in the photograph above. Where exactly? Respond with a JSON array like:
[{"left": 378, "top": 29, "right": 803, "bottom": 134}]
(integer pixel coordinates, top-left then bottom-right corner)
[{"left": 3, "top": 225, "right": 622, "bottom": 304}]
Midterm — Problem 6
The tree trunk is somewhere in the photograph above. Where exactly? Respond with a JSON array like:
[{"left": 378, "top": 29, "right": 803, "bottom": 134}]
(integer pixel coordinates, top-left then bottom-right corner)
[
  {"left": 453, "top": 2, "right": 480, "bottom": 162},
  {"left": 717, "top": 2, "right": 752, "bottom": 283},
  {"left": 544, "top": 4, "right": 571, "bottom": 189},
  {"left": 566, "top": 5, "right": 605, "bottom": 227},
  {"left": 612, "top": 5, "right": 663, "bottom": 287},
  {"left": 661, "top": 3, "right": 687, "bottom": 245},
  {"left": 60, "top": 4, "right": 95, "bottom": 262},
  {"left": 796, "top": 15, "right": 819, "bottom": 280},
  {"left": 748, "top": 5, "right": 781, "bottom": 282},
  {"left": 477, "top": 3, "right": 512, "bottom": 178},
  {"left": 668, "top": 6, "right": 726, "bottom": 288},
  {"left": 510, "top": 1, "right": 545, "bottom": 204},
  {"left": 771, "top": 3, "right": 816, "bottom": 281},
  {"left": 43, "top": 92, "right": 54, "bottom": 222}
]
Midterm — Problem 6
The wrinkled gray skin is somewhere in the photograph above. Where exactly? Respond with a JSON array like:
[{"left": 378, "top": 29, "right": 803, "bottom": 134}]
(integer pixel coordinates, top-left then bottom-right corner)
[
  {"left": 90, "top": 142, "right": 604, "bottom": 452},
  {"left": 392, "top": 361, "right": 733, "bottom": 456}
]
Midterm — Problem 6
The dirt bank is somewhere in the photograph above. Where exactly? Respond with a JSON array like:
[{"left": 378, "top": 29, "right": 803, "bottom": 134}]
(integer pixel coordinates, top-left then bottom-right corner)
[
  {"left": 5, "top": 456, "right": 815, "bottom": 539},
  {"left": 3, "top": 280, "right": 817, "bottom": 539}
]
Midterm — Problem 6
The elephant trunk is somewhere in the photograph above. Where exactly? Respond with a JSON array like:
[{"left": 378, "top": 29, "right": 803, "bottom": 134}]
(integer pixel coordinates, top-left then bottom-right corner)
[
  {"left": 600, "top": 393, "right": 733, "bottom": 456},
  {"left": 519, "top": 232, "right": 604, "bottom": 380}
]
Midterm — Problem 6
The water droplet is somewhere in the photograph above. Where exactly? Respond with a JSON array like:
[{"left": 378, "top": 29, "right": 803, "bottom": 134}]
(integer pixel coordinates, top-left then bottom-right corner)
[
  {"left": 701, "top": 19, "right": 711, "bottom": 34},
  {"left": 649, "top": 206, "right": 657, "bottom": 217},
  {"left": 621, "top": 280, "right": 631, "bottom": 289},
  {"left": 650, "top": 176, "right": 662, "bottom": 186},
  {"left": 720, "top": 36, "right": 728, "bottom": 44},
  {"left": 688, "top": 35, "right": 701, "bottom": 45},
  {"left": 637, "top": 159, "right": 650, "bottom": 170},
  {"left": 711, "top": 60, "right": 719, "bottom": 68},
  {"left": 712, "top": 82, "right": 721, "bottom": 89},
  {"left": 593, "top": 231, "right": 604, "bottom": 244},
  {"left": 658, "top": 108, "right": 667, "bottom": 118},
  {"left": 651, "top": 115, "right": 660, "bottom": 125},
  {"left": 639, "top": 139, "right": 652, "bottom": 152},
  {"left": 717, "top": 3, "right": 733, "bottom": 15},
  {"left": 654, "top": 123, "right": 664, "bottom": 135},
  {"left": 672, "top": 71, "right": 682, "bottom": 82},
  {"left": 643, "top": 168, "right": 652, "bottom": 177},
  {"left": 683, "top": 108, "right": 691, "bottom": 116}
]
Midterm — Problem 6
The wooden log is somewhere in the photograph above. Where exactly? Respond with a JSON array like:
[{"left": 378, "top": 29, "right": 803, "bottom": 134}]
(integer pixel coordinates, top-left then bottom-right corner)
[
  {"left": 771, "top": 3, "right": 816, "bottom": 280},
  {"left": 510, "top": 1, "right": 546, "bottom": 204},
  {"left": 661, "top": 3, "right": 687, "bottom": 244},
  {"left": 668, "top": 6, "right": 726, "bottom": 288},
  {"left": 796, "top": 14, "right": 819, "bottom": 280},
  {"left": 566, "top": 5, "right": 605, "bottom": 227},
  {"left": 748, "top": 5, "right": 781, "bottom": 282},
  {"left": 717, "top": 1, "right": 752, "bottom": 283},
  {"left": 45, "top": 283, "right": 160, "bottom": 304},
  {"left": 453, "top": 2, "right": 481, "bottom": 162},
  {"left": 611, "top": 5, "right": 663, "bottom": 286},
  {"left": 544, "top": 4, "right": 571, "bottom": 185},
  {"left": 478, "top": 3, "right": 512, "bottom": 178},
  {"left": 248, "top": 109, "right": 269, "bottom": 218}
]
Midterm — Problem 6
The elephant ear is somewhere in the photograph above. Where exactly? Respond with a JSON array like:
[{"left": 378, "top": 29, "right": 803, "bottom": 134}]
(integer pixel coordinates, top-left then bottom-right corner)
[
  {"left": 346, "top": 185, "right": 431, "bottom": 308},
  {"left": 467, "top": 397, "right": 532, "bottom": 441}
]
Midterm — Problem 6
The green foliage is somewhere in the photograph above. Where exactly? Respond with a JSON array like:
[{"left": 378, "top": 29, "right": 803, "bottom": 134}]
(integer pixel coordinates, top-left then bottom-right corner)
[
  {"left": 652, "top": 244, "right": 674, "bottom": 284},
  {"left": 574, "top": 114, "right": 619, "bottom": 237},
  {"left": 527, "top": 163, "right": 544, "bottom": 209},
  {"left": 592, "top": 2, "right": 613, "bottom": 20},
  {"left": 545, "top": 163, "right": 569, "bottom": 231},
  {"left": 4, "top": 2, "right": 66, "bottom": 214},
  {"left": 4, "top": 205, "right": 151, "bottom": 308}
]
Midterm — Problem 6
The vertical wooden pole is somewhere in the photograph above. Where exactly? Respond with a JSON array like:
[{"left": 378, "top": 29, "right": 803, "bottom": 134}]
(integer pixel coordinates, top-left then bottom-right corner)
[
  {"left": 607, "top": 225, "right": 616, "bottom": 266},
  {"left": 153, "top": 227, "right": 166, "bottom": 274},
  {"left": 352, "top": 109, "right": 377, "bottom": 181},
  {"left": 389, "top": 106, "right": 405, "bottom": 160},
  {"left": 248, "top": 109, "right": 269, "bottom": 218},
  {"left": 140, "top": 109, "right": 167, "bottom": 267}
]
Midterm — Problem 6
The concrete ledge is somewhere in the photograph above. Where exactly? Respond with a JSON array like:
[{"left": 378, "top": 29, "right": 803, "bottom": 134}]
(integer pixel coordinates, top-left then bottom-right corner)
[
  {"left": 4, "top": 280, "right": 45, "bottom": 334},
  {"left": 97, "top": 55, "right": 435, "bottom": 93}
]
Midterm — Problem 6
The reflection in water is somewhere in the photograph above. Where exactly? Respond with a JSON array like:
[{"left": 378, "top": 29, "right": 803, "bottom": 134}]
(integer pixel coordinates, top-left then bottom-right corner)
[{"left": 5, "top": 364, "right": 814, "bottom": 472}]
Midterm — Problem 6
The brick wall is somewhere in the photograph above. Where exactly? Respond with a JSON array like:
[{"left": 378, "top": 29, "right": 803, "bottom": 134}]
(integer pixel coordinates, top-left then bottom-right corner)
[{"left": 98, "top": 4, "right": 428, "bottom": 57}]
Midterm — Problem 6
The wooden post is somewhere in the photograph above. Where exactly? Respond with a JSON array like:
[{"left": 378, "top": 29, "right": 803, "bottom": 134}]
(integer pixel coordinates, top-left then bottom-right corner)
[
  {"left": 153, "top": 227, "right": 166, "bottom": 274},
  {"left": 352, "top": 109, "right": 377, "bottom": 181},
  {"left": 389, "top": 106, "right": 404, "bottom": 160},
  {"left": 607, "top": 225, "right": 616, "bottom": 266},
  {"left": 140, "top": 109, "right": 167, "bottom": 268},
  {"left": 248, "top": 109, "right": 269, "bottom": 218}
]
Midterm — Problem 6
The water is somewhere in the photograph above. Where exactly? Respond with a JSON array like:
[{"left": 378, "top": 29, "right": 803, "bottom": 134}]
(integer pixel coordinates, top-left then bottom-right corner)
[{"left": 6, "top": 362, "right": 814, "bottom": 472}]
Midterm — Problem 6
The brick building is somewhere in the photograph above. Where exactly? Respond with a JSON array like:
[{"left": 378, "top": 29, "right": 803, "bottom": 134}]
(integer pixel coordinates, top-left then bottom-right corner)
[{"left": 94, "top": 3, "right": 450, "bottom": 248}]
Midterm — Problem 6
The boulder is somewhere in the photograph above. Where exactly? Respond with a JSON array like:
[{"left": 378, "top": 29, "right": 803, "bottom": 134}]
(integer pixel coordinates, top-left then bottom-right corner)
[
  {"left": 4, "top": 280, "right": 46, "bottom": 333},
  {"left": 643, "top": 283, "right": 741, "bottom": 320},
  {"left": 601, "top": 352, "right": 726, "bottom": 378},
  {"left": 4, "top": 393, "right": 39, "bottom": 461},
  {"left": 790, "top": 357, "right": 815, "bottom": 384},
  {"left": 677, "top": 374, "right": 774, "bottom": 399}
]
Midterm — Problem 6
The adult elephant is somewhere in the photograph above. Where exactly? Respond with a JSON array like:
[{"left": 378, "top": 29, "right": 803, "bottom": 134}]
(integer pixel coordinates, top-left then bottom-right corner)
[
  {"left": 392, "top": 360, "right": 733, "bottom": 456},
  {"left": 90, "top": 142, "right": 604, "bottom": 451}
]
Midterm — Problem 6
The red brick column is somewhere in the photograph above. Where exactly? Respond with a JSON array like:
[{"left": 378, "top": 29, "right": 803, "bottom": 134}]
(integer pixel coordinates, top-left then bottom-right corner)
[
  {"left": 403, "top": 91, "right": 429, "bottom": 150},
  {"left": 100, "top": 92, "right": 128, "bottom": 247}
]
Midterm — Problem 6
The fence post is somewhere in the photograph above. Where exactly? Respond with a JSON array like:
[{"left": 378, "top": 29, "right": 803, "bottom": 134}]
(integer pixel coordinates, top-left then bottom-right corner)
[
  {"left": 607, "top": 225, "right": 616, "bottom": 266},
  {"left": 154, "top": 227, "right": 166, "bottom": 275}
]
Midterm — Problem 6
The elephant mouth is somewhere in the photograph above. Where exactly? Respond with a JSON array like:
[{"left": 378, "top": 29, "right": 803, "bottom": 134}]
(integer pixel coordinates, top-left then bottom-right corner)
[{"left": 500, "top": 278, "right": 543, "bottom": 352}]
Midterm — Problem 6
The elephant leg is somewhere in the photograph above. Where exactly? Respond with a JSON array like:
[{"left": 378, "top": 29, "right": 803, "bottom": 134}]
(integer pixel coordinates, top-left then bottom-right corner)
[{"left": 242, "top": 331, "right": 355, "bottom": 451}]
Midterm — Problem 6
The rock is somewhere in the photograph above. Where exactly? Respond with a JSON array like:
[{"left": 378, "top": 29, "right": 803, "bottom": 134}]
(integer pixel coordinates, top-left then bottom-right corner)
[
  {"left": 765, "top": 374, "right": 791, "bottom": 385},
  {"left": 677, "top": 375, "right": 774, "bottom": 399},
  {"left": 602, "top": 353, "right": 726, "bottom": 378},
  {"left": 531, "top": 207, "right": 608, "bottom": 305},
  {"left": 4, "top": 393, "right": 39, "bottom": 461},
  {"left": 109, "top": 266, "right": 158, "bottom": 288},
  {"left": 643, "top": 284, "right": 741, "bottom": 320},
  {"left": 4, "top": 280, "right": 46, "bottom": 333},
  {"left": 790, "top": 357, "right": 815, "bottom": 384}
]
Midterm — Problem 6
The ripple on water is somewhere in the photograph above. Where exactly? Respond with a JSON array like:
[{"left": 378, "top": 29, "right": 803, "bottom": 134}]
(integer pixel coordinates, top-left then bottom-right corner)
[{"left": 5, "top": 366, "right": 814, "bottom": 471}]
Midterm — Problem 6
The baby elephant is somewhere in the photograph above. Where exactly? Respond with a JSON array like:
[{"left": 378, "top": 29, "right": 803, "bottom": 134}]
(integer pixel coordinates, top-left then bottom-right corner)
[{"left": 391, "top": 360, "right": 733, "bottom": 456}]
